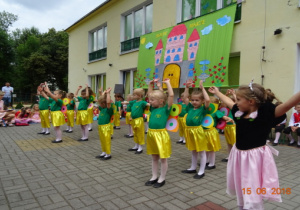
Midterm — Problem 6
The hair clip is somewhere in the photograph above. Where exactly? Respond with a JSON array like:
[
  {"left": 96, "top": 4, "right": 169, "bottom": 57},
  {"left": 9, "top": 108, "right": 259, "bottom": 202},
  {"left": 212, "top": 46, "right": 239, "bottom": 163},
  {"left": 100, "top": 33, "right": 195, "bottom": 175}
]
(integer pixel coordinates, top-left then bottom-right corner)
[{"left": 248, "top": 79, "right": 254, "bottom": 91}]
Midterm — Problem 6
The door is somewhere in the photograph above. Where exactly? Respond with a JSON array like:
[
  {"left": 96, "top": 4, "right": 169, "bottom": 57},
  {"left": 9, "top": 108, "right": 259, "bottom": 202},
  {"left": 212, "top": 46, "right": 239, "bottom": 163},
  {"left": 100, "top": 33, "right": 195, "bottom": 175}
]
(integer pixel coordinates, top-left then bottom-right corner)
[{"left": 163, "top": 64, "right": 181, "bottom": 88}]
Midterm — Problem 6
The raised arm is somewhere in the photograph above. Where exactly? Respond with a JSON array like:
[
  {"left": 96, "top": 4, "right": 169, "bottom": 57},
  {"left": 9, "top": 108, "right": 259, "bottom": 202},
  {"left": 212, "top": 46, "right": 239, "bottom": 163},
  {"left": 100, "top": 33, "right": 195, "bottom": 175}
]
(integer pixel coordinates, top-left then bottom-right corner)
[
  {"left": 199, "top": 80, "right": 210, "bottom": 108},
  {"left": 148, "top": 79, "right": 156, "bottom": 96},
  {"left": 208, "top": 86, "right": 235, "bottom": 109},
  {"left": 162, "top": 78, "right": 174, "bottom": 109},
  {"left": 183, "top": 79, "right": 193, "bottom": 105},
  {"left": 98, "top": 87, "right": 103, "bottom": 96},
  {"left": 156, "top": 80, "right": 163, "bottom": 92},
  {"left": 85, "top": 84, "right": 89, "bottom": 98},
  {"left": 106, "top": 88, "right": 112, "bottom": 109},
  {"left": 75, "top": 85, "right": 82, "bottom": 98},
  {"left": 43, "top": 82, "right": 58, "bottom": 102},
  {"left": 275, "top": 91, "right": 300, "bottom": 117}
]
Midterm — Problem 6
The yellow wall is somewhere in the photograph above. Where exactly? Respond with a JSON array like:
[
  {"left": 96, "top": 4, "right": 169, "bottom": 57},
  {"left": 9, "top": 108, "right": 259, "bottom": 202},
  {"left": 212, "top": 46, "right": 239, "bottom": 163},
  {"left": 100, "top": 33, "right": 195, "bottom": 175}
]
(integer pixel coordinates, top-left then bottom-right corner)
[{"left": 67, "top": 0, "right": 300, "bottom": 105}]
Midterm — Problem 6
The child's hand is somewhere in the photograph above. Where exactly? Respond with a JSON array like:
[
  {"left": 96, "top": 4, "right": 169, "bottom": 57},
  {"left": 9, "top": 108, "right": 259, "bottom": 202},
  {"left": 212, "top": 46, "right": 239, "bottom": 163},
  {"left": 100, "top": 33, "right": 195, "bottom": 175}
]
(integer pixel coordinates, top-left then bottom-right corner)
[
  {"left": 199, "top": 80, "right": 204, "bottom": 89},
  {"left": 223, "top": 116, "right": 234, "bottom": 123},
  {"left": 208, "top": 86, "right": 219, "bottom": 94},
  {"left": 186, "top": 79, "right": 193, "bottom": 88},
  {"left": 85, "top": 84, "right": 89, "bottom": 88},
  {"left": 43, "top": 82, "right": 50, "bottom": 93},
  {"left": 162, "top": 78, "right": 170, "bottom": 84},
  {"left": 156, "top": 81, "right": 162, "bottom": 87},
  {"left": 98, "top": 87, "right": 103, "bottom": 94},
  {"left": 78, "top": 86, "right": 82, "bottom": 90},
  {"left": 106, "top": 87, "right": 112, "bottom": 93}
]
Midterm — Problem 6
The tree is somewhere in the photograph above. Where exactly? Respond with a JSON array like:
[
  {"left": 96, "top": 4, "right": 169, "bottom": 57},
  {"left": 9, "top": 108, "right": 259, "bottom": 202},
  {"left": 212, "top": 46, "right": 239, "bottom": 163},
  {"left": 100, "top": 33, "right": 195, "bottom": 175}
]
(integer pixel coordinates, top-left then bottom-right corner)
[{"left": 0, "top": 11, "right": 18, "bottom": 32}]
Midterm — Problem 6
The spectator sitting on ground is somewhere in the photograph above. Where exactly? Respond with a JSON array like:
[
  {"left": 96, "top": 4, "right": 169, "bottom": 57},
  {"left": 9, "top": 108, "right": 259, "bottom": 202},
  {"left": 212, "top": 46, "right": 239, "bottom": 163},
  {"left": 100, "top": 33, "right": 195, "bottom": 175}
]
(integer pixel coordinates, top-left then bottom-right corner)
[
  {"left": 0, "top": 91, "right": 16, "bottom": 127},
  {"left": 30, "top": 104, "right": 41, "bottom": 123}
]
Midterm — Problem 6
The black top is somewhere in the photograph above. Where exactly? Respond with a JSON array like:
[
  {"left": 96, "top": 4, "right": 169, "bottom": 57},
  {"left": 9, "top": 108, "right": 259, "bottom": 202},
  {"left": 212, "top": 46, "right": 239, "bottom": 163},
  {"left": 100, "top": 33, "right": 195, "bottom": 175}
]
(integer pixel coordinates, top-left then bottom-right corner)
[{"left": 232, "top": 102, "right": 286, "bottom": 150}]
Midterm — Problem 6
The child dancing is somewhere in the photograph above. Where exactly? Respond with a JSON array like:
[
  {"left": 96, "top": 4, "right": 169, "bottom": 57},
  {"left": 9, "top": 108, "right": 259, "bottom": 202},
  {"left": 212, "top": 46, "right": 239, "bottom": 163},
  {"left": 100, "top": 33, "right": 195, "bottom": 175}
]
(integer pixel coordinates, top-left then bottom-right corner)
[
  {"left": 209, "top": 82, "right": 300, "bottom": 210},
  {"left": 145, "top": 78, "right": 174, "bottom": 188},
  {"left": 181, "top": 79, "right": 210, "bottom": 179},
  {"left": 96, "top": 88, "right": 113, "bottom": 160}
]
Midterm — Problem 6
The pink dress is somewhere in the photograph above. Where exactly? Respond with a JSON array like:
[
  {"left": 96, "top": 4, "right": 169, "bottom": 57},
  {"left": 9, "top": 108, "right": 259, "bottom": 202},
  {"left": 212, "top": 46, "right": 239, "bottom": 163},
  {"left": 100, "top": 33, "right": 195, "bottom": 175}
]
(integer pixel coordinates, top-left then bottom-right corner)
[
  {"left": 30, "top": 111, "right": 41, "bottom": 123},
  {"left": 227, "top": 103, "right": 285, "bottom": 210},
  {"left": 0, "top": 100, "right": 5, "bottom": 119}
]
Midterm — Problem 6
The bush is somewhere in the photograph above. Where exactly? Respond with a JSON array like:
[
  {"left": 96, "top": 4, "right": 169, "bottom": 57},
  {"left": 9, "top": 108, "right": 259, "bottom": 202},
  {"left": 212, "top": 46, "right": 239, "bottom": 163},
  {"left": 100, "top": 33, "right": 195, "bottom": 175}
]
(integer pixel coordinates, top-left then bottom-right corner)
[{"left": 15, "top": 102, "right": 24, "bottom": 109}]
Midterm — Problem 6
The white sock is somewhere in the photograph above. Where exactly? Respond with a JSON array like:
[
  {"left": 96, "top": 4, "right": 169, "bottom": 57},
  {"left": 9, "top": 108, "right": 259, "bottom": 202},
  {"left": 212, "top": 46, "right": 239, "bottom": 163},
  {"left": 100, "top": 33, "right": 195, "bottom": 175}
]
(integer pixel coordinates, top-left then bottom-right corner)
[
  {"left": 69, "top": 127, "right": 73, "bottom": 131},
  {"left": 100, "top": 152, "right": 106, "bottom": 156},
  {"left": 273, "top": 132, "right": 281, "bottom": 143},
  {"left": 88, "top": 123, "right": 92, "bottom": 130},
  {"left": 46, "top": 128, "right": 50, "bottom": 133},
  {"left": 208, "top": 152, "right": 215, "bottom": 166},
  {"left": 188, "top": 150, "right": 198, "bottom": 170},
  {"left": 179, "top": 137, "right": 183, "bottom": 141},
  {"left": 104, "top": 154, "right": 111, "bottom": 157},
  {"left": 287, "top": 134, "right": 295, "bottom": 143},
  {"left": 132, "top": 143, "right": 138, "bottom": 149},
  {"left": 182, "top": 137, "right": 186, "bottom": 143},
  {"left": 137, "top": 145, "right": 143, "bottom": 151},
  {"left": 198, "top": 151, "right": 206, "bottom": 175},
  {"left": 42, "top": 128, "right": 46, "bottom": 132}
]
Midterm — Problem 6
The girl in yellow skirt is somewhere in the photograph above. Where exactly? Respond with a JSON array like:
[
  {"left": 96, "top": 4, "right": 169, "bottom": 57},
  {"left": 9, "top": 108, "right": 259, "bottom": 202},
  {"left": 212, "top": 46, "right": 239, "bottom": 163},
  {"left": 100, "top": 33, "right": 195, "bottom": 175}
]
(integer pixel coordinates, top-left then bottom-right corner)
[
  {"left": 41, "top": 82, "right": 66, "bottom": 143},
  {"left": 75, "top": 84, "right": 93, "bottom": 141},
  {"left": 64, "top": 93, "right": 75, "bottom": 133},
  {"left": 87, "top": 87, "right": 95, "bottom": 131},
  {"left": 113, "top": 94, "right": 122, "bottom": 129},
  {"left": 122, "top": 94, "right": 134, "bottom": 138},
  {"left": 145, "top": 78, "right": 174, "bottom": 188},
  {"left": 95, "top": 87, "right": 114, "bottom": 160},
  {"left": 128, "top": 88, "right": 149, "bottom": 154},
  {"left": 181, "top": 79, "right": 210, "bottom": 179},
  {"left": 37, "top": 83, "right": 51, "bottom": 135},
  {"left": 177, "top": 93, "right": 187, "bottom": 144},
  {"left": 204, "top": 96, "right": 233, "bottom": 170}
]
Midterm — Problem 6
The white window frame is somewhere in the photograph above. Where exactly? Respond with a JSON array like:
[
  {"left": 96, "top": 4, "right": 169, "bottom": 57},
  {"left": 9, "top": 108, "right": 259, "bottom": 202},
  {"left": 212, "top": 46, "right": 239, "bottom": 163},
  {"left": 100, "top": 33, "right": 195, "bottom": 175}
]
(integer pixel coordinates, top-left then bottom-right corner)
[
  {"left": 120, "top": 0, "right": 153, "bottom": 42},
  {"left": 89, "top": 24, "right": 107, "bottom": 53},
  {"left": 176, "top": 0, "right": 223, "bottom": 23},
  {"left": 120, "top": 69, "right": 135, "bottom": 94}
]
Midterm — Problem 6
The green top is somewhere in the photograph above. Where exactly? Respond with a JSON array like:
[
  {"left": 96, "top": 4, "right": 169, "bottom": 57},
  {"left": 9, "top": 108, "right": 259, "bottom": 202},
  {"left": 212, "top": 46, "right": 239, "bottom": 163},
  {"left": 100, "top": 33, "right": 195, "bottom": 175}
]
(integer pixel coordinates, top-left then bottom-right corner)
[
  {"left": 130, "top": 100, "right": 148, "bottom": 119},
  {"left": 67, "top": 100, "right": 75, "bottom": 110},
  {"left": 115, "top": 101, "right": 122, "bottom": 111},
  {"left": 49, "top": 98, "right": 63, "bottom": 111},
  {"left": 149, "top": 105, "right": 171, "bottom": 129},
  {"left": 178, "top": 101, "right": 187, "bottom": 117},
  {"left": 186, "top": 103, "right": 207, "bottom": 126},
  {"left": 39, "top": 96, "right": 50, "bottom": 110},
  {"left": 202, "top": 110, "right": 224, "bottom": 129},
  {"left": 126, "top": 102, "right": 132, "bottom": 112},
  {"left": 77, "top": 96, "right": 92, "bottom": 110},
  {"left": 98, "top": 106, "right": 113, "bottom": 125}
]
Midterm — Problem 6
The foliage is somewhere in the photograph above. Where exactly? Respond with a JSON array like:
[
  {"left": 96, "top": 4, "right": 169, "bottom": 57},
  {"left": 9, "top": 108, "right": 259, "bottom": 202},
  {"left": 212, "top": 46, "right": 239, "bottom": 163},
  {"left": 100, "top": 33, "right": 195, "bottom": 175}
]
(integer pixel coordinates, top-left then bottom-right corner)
[
  {"left": 15, "top": 102, "right": 24, "bottom": 109},
  {"left": 0, "top": 11, "right": 18, "bottom": 31}
]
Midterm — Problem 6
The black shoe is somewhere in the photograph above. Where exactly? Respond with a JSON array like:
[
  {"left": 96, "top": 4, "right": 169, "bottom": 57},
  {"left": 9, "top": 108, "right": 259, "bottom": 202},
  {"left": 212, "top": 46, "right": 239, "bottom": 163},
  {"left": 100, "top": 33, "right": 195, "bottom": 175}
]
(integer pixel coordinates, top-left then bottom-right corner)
[
  {"left": 193, "top": 173, "right": 205, "bottom": 179},
  {"left": 102, "top": 156, "right": 111, "bottom": 160},
  {"left": 145, "top": 131, "right": 148, "bottom": 134},
  {"left": 111, "top": 136, "right": 113, "bottom": 139},
  {"left": 113, "top": 126, "right": 116, "bottom": 129},
  {"left": 206, "top": 165, "right": 216, "bottom": 170},
  {"left": 52, "top": 140, "right": 62, "bottom": 143},
  {"left": 181, "top": 169, "right": 197, "bottom": 174},
  {"left": 181, "top": 142, "right": 186, "bottom": 145},
  {"left": 67, "top": 130, "right": 73, "bottom": 133},
  {"left": 128, "top": 148, "right": 138, "bottom": 151},
  {"left": 88, "top": 129, "right": 93, "bottom": 131},
  {"left": 124, "top": 134, "right": 129, "bottom": 137},
  {"left": 63, "top": 130, "right": 69, "bottom": 132},
  {"left": 38, "top": 132, "right": 45, "bottom": 134},
  {"left": 44, "top": 132, "right": 50, "bottom": 135},
  {"left": 78, "top": 138, "right": 88, "bottom": 141},
  {"left": 95, "top": 155, "right": 105, "bottom": 159},
  {"left": 272, "top": 143, "right": 278, "bottom": 146},
  {"left": 176, "top": 140, "right": 183, "bottom": 144},
  {"left": 221, "top": 158, "right": 228, "bottom": 162},
  {"left": 153, "top": 180, "right": 165, "bottom": 188},
  {"left": 288, "top": 142, "right": 296, "bottom": 146},
  {"left": 145, "top": 178, "right": 158, "bottom": 186},
  {"left": 297, "top": 144, "right": 300, "bottom": 148},
  {"left": 126, "top": 135, "right": 134, "bottom": 138},
  {"left": 114, "top": 127, "right": 121, "bottom": 130},
  {"left": 135, "top": 150, "right": 143, "bottom": 154}
]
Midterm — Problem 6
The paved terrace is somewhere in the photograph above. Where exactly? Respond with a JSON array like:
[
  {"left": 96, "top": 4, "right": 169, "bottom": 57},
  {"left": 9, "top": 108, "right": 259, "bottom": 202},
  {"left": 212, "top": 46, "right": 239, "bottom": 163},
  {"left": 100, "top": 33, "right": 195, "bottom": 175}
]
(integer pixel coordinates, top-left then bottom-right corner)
[{"left": 0, "top": 120, "right": 299, "bottom": 210}]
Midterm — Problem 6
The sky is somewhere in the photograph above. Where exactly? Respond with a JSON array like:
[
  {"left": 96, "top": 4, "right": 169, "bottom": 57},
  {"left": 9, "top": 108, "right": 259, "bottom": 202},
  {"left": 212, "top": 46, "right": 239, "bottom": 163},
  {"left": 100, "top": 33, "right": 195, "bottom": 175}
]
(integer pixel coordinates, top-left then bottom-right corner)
[{"left": 0, "top": 0, "right": 106, "bottom": 33}]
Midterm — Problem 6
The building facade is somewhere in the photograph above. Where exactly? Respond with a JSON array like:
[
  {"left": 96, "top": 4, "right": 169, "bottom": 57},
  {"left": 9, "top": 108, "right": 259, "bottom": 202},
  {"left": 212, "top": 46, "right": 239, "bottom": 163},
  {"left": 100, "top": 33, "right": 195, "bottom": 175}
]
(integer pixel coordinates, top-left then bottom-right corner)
[{"left": 66, "top": 0, "right": 300, "bottom": 104}]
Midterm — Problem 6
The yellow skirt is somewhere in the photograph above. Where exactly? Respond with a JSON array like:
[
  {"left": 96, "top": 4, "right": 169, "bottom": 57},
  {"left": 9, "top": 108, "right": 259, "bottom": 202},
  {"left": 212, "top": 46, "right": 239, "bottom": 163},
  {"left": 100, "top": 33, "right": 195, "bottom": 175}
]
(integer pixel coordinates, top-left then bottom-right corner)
[
  {"left": 131, "top": 117, "right": 145, "bottom": 145},
  {"left": 178, "top": 116, "right": 186, "bottom": 137},
  {"left": 88, "top": 108, "right": 93, "bottom": 124},
  {"left": 66, "top": 110, "right": 74, "bottom": 127},
  {"left": 110, "top": 123, "right": 114, "bottom": 135},
  {"left": 224, "top": 124, "right": 236, "bottom": 146},
  {"left": 51, "top": 111, "right": 65, "bottom": 127},
  {"left": 76, "top": 110, "right": 89, "bottom": 125},
  {"left": 126, "top": 112, "right": 132, "bottom": 125},
  {"left": 205, "top": 127, "right": 221, "bottom": 152},
  {"left": 147, "top": 129, "right": 171, "bottom": 159},
  {"left": 40, "top": 110, "right": 50, "bottom": 128},
  {"left": 114, "top": 112, "right": 120, "bottom": 126},
  {"left": 98, "top": 124, "right": 111, "bottom": 154},
  {"left": 185, "top": 125, "right": 207, "bottom": 152},
  {"left": 146, "top": 114, "right": 150, "bottom": 122}
]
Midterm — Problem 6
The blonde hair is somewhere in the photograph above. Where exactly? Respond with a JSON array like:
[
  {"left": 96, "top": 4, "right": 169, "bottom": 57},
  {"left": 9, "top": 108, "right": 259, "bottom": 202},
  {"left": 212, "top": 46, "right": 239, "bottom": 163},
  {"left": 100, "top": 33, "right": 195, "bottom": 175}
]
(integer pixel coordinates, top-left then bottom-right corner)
[
  {"left": 126, "top": 94, "right": 133, "bottom": 101},
  {"left": 209, "top": 96, "right": 219, "bottom": 104},
  {"left": 67, "top": 93, "right": 74, "bottom": 99},
  {"left": 0, "top": 91, "right": 4, "bottom": 96},
  {"left": 133, "top": 88, "right": 145, "bottom": 98},
  {"left": 98, "top": 95, "right": 106, "bottom": 103},
  {"left": 149, "top": 90, "right": 167, "bottom": 106},
  {"left": 191, "top": 90, "right": 204, "bottom": 100},
  {"left": 55, "top": 90, "right": 66, "bottom": 99},
  {"left": 237, "top": 83, "right": 268, "bottom": 106},
  {"left": 32, "top": 104, "right": 39, "bottom": 112}
]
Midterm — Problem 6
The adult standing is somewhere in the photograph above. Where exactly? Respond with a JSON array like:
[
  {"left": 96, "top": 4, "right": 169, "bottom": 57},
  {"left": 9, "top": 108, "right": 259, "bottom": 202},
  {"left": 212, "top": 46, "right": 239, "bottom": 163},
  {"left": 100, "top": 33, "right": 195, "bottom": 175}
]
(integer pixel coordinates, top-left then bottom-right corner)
[{"left": 2, "top": 82, "right": 13, "bottom": 109}]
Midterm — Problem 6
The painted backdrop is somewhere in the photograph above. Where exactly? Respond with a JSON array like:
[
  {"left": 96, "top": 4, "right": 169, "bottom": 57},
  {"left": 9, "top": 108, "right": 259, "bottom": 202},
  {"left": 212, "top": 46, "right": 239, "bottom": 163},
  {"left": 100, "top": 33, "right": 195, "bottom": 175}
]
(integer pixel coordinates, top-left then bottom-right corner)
[{"left": 136, "top": 4, "right": 237, "bottom": 88}]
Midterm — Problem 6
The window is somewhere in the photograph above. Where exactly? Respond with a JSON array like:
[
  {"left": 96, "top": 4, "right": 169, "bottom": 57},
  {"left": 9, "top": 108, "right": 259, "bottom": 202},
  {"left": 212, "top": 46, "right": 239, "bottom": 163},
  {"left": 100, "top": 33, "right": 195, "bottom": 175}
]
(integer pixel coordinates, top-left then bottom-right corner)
[
  {"left": 122, "top": 70, "right": 136, "bottom": 97},
  {"left": 121, "top": 3, "right": 153, "bottom": 53},
  {"left": 177, "top": 0, "right": 241, "bottom": 23},
  {"left": 89, "top": 25, "right": 107, "bottom": 62},
  {"left": 89, "top": 74, "right": 106, "bottom": 98}
]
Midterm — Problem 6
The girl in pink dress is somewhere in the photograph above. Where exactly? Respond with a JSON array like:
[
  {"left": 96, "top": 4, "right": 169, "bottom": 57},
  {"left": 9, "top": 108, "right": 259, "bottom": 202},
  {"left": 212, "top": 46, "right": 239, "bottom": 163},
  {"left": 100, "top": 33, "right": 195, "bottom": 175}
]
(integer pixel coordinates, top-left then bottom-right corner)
[
  {"left": 30, "top": 104, "right": 41, "bottom": 123},
  {"left": 209, "top": 82, "right": 300, "bottom": 210}
]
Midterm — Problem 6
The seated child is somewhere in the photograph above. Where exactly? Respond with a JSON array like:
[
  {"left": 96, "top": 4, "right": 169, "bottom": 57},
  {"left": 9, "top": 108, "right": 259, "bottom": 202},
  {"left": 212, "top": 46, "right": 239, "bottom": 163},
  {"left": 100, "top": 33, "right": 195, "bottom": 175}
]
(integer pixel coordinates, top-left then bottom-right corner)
[
  {"left": 15, "top": 107, "right": 32, "bottom": 125},
  {"left": 283, "top": 102, "right": 300, "bottom": 147},
  {"left": 30, "top": 104, "right": 41, "bottom": 123}
]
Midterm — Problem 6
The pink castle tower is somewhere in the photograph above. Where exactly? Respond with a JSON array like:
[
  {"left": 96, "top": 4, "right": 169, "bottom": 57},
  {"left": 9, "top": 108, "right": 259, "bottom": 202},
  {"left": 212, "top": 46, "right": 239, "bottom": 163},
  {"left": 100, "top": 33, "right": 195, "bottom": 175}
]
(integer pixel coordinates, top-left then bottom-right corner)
[
  {"left": 164, "top": 24, "right": 187, "bottom": 64},
  {"left": 187, "top": 29, "right": 200, "bottom": 61},
  {"left": 155, "top": 39, "right": 163, "bottom": 66}
]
